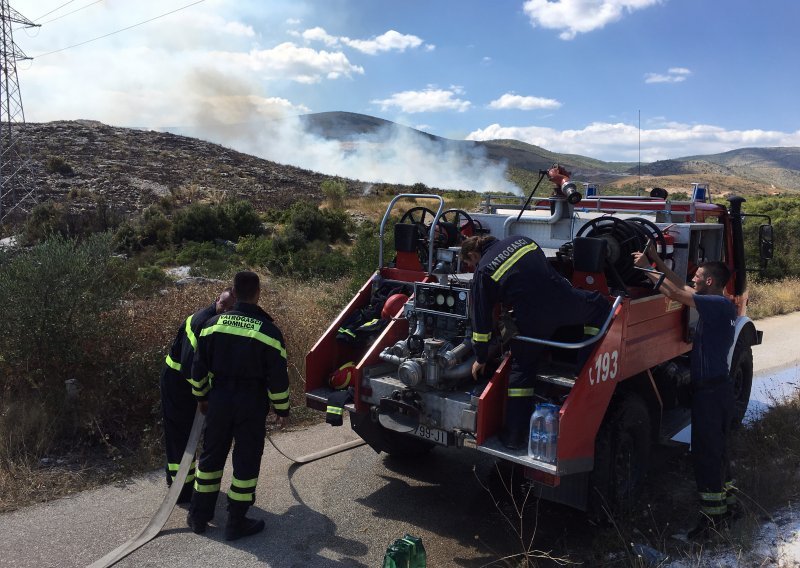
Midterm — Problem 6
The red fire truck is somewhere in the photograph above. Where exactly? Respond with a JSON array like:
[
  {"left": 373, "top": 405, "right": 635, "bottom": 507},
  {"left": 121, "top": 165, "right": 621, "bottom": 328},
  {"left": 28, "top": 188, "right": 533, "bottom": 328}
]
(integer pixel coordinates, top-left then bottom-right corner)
[{"left": 304, "top": 168, "right": 774, "bottom": 511}]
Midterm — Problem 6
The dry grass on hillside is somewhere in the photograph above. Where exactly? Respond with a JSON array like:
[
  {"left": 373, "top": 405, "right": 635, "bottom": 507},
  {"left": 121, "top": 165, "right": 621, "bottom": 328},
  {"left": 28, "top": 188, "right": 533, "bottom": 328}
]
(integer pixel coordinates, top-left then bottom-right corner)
[
  {"left": 606, "top": 173, "right": 798, "bottom": 197},
  {"left": 747, "top": 278, "right": 800, "bottom": 319}
]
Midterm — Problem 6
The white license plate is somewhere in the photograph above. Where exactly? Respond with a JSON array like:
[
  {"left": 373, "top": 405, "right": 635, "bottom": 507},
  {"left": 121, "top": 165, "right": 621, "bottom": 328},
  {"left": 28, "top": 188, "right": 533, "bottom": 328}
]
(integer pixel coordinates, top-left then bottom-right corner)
[{"left": 410, "top": 424, "right": 449, "bottom": 446}]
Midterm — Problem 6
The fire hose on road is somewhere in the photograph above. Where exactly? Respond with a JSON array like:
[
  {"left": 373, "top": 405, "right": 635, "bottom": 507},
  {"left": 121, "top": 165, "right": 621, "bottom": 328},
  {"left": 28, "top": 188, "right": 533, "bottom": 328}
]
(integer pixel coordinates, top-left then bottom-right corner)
[{"left": 88, "top": 409, "right": 365, "bottom": 568}]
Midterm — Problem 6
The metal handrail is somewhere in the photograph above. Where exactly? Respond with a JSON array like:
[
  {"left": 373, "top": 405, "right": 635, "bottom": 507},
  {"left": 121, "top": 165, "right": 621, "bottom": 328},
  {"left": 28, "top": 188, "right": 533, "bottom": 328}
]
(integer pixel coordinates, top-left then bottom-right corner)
[
  {"left": 378, "top": 193, "right": 445, "bottom": 273},
  {"left": 514, "top": 295, "right": 623, "bottom": 349}
]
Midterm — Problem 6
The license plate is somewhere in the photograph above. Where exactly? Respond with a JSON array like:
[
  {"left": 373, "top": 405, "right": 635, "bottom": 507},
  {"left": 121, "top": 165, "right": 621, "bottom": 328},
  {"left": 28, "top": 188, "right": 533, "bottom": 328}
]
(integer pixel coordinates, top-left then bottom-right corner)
[{"left": 410, "top": 424, "right": 449, "bottom": 446}]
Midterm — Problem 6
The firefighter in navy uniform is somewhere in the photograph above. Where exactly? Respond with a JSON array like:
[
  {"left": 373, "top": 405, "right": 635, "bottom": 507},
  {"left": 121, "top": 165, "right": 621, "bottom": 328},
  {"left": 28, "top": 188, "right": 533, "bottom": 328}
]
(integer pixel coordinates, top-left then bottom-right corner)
[
  {"left": 159, "top": 287, "right": 235, "bottom": 503},
  {"left": 187, "top": 271, "right": 290, "bottom": 541},
  {"left": 634, "top": 248, "right": 737, "bottom": 540},
  {"left": 461, "top": 235, "right": 610, "bottom": 450}
]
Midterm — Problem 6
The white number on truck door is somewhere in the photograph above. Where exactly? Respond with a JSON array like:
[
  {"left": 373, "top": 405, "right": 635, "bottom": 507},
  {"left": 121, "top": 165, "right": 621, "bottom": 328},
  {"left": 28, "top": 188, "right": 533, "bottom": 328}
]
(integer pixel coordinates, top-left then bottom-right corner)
[{"left": 589, "top": 350, "right": 619, "bottom": 385}]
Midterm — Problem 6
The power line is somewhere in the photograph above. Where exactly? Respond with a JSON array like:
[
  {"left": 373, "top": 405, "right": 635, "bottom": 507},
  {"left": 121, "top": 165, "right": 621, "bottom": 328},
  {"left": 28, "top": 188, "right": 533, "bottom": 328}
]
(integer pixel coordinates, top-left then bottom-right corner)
[
  {"left": 39, "top": 0, "right": 104, "bottom": 26},
  {"left": 34, "top": 0, "right": 206, "bottom": 59},
  {"left": 33, "top": 0, "right": 79, "bottom": 22}
]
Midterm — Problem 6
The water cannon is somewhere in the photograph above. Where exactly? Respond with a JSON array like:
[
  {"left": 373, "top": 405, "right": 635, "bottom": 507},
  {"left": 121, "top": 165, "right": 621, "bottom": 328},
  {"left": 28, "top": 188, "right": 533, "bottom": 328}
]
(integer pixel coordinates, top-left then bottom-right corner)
[{"left": 545, "top": 164, "right": 582, "bottom": 204}]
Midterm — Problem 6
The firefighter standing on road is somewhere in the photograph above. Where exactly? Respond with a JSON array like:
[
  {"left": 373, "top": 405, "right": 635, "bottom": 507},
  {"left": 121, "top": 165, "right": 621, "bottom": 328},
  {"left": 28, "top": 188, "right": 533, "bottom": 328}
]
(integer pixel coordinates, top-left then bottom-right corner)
[
  {"left": 159, "top": 287, "right": 235, "bottom": 503},
  {"left": 634, "top": 247, "right": 737, "bottom": 540},
  {"left": 187, "top": 271, "right": 290, "bottom": 541},
  {"left": 461, "top": 235, "right": 610, "bottom": 450}
]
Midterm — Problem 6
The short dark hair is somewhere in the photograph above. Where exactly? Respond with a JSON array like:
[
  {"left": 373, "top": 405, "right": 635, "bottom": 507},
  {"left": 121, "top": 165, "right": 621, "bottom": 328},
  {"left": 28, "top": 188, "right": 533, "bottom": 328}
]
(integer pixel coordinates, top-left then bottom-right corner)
[
  {"left": 699, "top": 261, "right": 731, "bottom": 288},
  {"left": 233, "top": 271, "right": 260, "bottom": 302}
]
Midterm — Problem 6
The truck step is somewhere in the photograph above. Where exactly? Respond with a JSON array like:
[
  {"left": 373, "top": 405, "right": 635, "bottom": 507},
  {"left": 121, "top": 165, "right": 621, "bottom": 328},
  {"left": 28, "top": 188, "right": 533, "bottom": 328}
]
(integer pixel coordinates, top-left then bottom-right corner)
[
  {"left": 305, "top": 388, "right": 356, "bottom": 412},
  {"left": 535, "top": 363, "right": 577, "bottom": 388},
  {"left": 476, "top": 436, "right": 558, "bottom": 474}
]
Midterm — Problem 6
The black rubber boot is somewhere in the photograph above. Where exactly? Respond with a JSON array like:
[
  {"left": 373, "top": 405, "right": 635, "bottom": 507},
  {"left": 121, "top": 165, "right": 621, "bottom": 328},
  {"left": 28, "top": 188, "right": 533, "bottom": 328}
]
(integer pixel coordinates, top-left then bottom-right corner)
[
  {"left": 687, "top": 514, "right": 727, "bottom": 541},
  {"left": 186, "top": 512, "right": 207, "bottom": 535},
  {"left": 176, "top": 484, "right": 193, "bottom": 505},
  {"left": 225, "top": 516, "right": 265, "bottom": 541},
  {"left": 499, "top": 426, "right": 526, "bottom": 451}
]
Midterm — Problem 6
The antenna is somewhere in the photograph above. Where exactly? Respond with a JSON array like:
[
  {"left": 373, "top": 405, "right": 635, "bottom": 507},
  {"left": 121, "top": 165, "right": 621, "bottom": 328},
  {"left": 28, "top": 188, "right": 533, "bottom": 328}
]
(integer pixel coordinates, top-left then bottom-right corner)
[
  {"left": 637, "top": 109, "right": 641, "bottom": 196},
  {"left": 0, "top": 1, "right": 38, "bottom": 221}
]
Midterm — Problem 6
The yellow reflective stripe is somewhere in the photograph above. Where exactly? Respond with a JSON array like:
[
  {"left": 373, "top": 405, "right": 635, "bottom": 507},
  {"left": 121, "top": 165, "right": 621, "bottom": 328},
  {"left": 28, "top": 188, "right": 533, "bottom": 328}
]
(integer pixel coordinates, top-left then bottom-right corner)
[
  {"left": 196, "top": 469, "right": 223, "bottom": 480},
  {"left": 168, "top": 463, "right": 180, "bottom": 472},
  {"left": 699, "top": 492, "right": 725, "bottom": 501},
  {"left": 192, "top": 385, "right": 211, "bottom": 397},
  {"left": 361, "top": 319, "right": 379, "bottom": 327},
  {"left": 268, "top": 388, "right": 289, "bottom": 401},
  {"left": 184, "top": 315, "right": 197, "bottom": 351},
  {"left": 165, "top": 354, "right": 182, "bottom": 371},
  {"left": 583, "top": 326, "right": 600, "bottom": 336},
  {"left": 227, "top": 489, "right": 253, "bottom": 502},
  {"left": 327, "top": 406, "right": 343, "bottom": 415},
  {"left": 194, "top": 482, "right": 220, "bottom": 493},
  {"left": 339, "top": 361, "right": 355, "bottom": 370},
  {"left": 272, "top": 401, "right": 290, "bottom": 411},
  {"left": 491, "top": 242, "right": 538, "bottom": 282},
  {"left": 508, "top": 388, "right": 535, "bottom": 397},
  {"left": 338, "top": 327, "right": 356, "bottom": 338},
  {"left": 201, "top": 324, "right": 287, "bottom": 359},
  {"left": 185, "top": 474, "right": 195, "bottom": 483},
  {"left": 724, "top": 481, "right": 736, "bottom": 491},
  {"left": 700, "top": 504, "right": 727, "bottom": 515},
  {"left": 231, "top": 476, "right": 258, "bottom": 489},
  {"left": 472, "top": 331, "right": 491, "bottom": 343},
  {"left": 187, "top": 376, "right": 208, "bottom": 388}
]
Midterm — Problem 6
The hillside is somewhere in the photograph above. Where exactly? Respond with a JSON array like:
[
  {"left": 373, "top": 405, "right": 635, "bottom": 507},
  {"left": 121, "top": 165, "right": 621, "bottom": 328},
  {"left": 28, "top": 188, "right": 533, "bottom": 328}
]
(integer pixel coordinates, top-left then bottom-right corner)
[
  {"left": 10, "top": 120, "right": 338, "bottom": 219},
  {"left": 302, "top": 112, "right": 800, "bottom": 193}
]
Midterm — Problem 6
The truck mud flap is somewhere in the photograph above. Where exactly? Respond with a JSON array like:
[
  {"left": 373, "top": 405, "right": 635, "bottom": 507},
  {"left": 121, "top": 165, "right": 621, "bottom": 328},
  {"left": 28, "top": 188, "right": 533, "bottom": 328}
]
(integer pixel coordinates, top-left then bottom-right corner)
[{"left": 87, "top": 408, "right": 205, "bottom": 568}]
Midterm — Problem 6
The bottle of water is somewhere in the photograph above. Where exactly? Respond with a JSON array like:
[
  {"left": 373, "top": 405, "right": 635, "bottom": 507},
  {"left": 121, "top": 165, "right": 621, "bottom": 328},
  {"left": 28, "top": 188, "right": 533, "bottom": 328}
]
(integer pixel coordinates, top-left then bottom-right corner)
[
  {"left": 543, "top": 404, "right": 560, "bottom": 464},
  {"left": 528, "top": 404, "right": 547, "bottom": 458}
]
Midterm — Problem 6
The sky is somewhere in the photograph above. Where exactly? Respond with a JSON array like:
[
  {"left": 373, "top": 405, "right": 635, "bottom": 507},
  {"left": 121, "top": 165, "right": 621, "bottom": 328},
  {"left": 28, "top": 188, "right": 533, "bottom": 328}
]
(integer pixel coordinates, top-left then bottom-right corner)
[{"left": 9, "top": 0, "right": 800, "bottom": 191}]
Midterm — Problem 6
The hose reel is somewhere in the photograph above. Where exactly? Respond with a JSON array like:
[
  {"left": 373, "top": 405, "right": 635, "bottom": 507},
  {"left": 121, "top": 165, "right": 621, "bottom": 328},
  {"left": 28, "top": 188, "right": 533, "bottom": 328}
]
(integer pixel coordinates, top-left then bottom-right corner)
[{"left": 575, "top": 216, "right": 667, "bottom": 287}]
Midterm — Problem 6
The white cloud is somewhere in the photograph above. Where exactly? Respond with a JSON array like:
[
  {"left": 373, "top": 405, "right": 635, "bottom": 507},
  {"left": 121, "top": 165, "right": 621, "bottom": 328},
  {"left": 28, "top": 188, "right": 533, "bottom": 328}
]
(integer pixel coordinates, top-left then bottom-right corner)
[
  {"left": 300, "top": 27, "right": 428, "bottom": 55},
  {"left": 219, "top": 42, "right": 364, "bottom": 84},
  {"left": 372, "top": 87, "right": 472, "bottom": 113},
  {"left": 466, "top": 121, "right": 800, "bottom": 162},
  {"left": 488, "top": 93, "right": 562, "bottom": 110},
  {"left": 302, "top": 26, "right": 339, "bottom": 46},
  {"left": 286, "top": 18, "right": 302, "bottom": 25},
  {"left": 523, "top": 0, "right": 662, "bottom": 40},
  {"left": 645, "top": 67, "right": 692, "bottom": 83}
]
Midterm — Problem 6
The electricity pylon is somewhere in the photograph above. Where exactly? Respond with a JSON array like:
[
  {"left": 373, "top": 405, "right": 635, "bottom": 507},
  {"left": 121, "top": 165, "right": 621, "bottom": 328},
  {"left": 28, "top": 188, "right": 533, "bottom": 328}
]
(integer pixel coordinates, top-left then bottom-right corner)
[{"left": 0, "top": 1, "right": 38, "bottom": 221}]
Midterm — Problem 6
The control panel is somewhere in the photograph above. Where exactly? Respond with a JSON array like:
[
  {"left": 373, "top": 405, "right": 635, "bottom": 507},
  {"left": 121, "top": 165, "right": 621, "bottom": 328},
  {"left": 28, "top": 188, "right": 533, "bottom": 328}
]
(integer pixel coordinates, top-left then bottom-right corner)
[{"left": 413, "top": 282, "right": 470, "bottom": 319}]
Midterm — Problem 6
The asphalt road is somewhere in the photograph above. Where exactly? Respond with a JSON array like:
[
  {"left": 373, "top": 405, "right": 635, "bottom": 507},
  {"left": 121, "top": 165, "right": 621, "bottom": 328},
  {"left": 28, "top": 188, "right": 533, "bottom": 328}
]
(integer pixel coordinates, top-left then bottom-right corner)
[{"left": 1, "top": 311, "right": 798, "bottom": 568}]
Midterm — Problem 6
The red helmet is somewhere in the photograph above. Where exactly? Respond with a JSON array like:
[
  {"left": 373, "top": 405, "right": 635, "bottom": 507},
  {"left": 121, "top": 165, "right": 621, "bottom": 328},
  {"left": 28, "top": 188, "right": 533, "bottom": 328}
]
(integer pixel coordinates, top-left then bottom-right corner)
[
  {"left": 329, "top": 362, "right": 355, "bottom": 390},
  {"left": 381, "top": 293, "right": 408, "bottom": 320}
]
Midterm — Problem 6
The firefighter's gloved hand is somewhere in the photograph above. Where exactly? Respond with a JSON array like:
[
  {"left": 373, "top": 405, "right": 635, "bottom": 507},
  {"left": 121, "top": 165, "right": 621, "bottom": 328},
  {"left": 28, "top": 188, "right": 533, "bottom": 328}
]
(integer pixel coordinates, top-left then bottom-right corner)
[
  {"left": 472, "top": 361, "right": 486, "bottom": 381},
  {"left": 198, "top": 400, "right": 209, "bottom": 415}
]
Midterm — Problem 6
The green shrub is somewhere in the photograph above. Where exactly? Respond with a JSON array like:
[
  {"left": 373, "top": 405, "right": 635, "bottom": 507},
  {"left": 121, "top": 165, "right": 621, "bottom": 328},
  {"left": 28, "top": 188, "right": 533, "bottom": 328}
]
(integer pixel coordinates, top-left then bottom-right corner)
[
  {"left": 45, "top": 156, "right": 74, "bottom": 176},
  {"left": 218, "top": 200, "right": 263, "bottom": 241},
  {"left": 172, "top": 203, "right": 221, "bottom": 243},
  {"left": 174, "top": 241, "right": 238, "bottom": 278},
  {"left": 321, "top": 178, "right": 347, "bottom": 209},
  {"left": 21, "top": 202, "right": 68, "bottom": 244},
  {"left": 135, "top": 264, "right": 170, "bottom": 294},
  {"left": 237, "top": 235, "right": 275, "bottom": 268}
]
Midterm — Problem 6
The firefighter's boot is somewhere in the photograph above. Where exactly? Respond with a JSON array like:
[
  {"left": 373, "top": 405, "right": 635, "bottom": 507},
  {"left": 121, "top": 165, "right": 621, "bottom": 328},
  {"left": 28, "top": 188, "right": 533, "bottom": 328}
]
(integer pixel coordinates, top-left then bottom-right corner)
[
  {"left": 225, "top": 515, "right": 265, "bottom": 541},
  {"left": 186, "top": 512, "right": 207, "bottom": 535}
]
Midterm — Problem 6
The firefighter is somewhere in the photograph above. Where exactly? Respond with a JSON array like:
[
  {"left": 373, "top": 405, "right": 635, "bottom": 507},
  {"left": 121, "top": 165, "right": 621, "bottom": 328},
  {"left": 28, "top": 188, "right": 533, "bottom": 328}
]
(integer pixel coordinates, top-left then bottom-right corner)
[
  {"left": 634, "top": 247, "right": 737, "bottom": 540},
  {"left": 461, "top": 235, "right": 610, "bottom": 450},
  {"left": 159, "top": 287, "right": 235, "bottom": 503},
  {"left": 187, "top": 271, "right": 290, "bottom": 541}
]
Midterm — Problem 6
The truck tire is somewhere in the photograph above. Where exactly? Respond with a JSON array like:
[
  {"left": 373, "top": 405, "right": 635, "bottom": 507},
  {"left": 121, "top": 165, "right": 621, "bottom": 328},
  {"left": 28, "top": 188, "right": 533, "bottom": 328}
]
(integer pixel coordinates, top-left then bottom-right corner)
[
  {"left": 730, "top": 337, "right": 754, "bottom": 427},
  {"left": 589, "top": 393, "right": 651, "bottom": 517}
]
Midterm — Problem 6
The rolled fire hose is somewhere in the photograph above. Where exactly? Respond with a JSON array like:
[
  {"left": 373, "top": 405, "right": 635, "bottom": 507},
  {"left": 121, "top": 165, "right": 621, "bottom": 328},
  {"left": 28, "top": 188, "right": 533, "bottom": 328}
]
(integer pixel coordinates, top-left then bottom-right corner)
[{"left": 88, "top": 410, "right": 365, "bottom": 567}]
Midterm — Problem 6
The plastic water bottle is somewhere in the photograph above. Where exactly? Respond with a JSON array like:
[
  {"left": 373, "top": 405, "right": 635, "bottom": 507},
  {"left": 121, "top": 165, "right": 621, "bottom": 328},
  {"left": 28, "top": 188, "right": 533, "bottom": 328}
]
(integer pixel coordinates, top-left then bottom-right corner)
[
  {"left": 403, "top": 534, "right": 427, "bottom": 568},
  {"left": 528, "top": 404, "right": 547, "bottom": 458},
  {"left": 543, "top": 405, "right": 560, "bottom": 464}
]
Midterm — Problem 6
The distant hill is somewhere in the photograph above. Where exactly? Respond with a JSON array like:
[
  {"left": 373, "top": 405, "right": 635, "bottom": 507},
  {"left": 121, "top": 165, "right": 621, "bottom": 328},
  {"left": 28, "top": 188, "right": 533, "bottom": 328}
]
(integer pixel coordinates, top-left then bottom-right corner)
[{"left": 301, "top": 112, "right": 800, "bottom": 193}]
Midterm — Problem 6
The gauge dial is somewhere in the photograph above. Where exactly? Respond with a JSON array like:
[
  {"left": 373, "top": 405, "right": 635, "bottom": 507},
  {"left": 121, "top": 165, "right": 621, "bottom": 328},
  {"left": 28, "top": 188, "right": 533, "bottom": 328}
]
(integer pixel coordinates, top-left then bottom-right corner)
[
  {"left": 446, "top": 295, "right": 455, "bottom": 307},
  {"left": 436, "top": 293, "right": 445, "bottom": 305}
]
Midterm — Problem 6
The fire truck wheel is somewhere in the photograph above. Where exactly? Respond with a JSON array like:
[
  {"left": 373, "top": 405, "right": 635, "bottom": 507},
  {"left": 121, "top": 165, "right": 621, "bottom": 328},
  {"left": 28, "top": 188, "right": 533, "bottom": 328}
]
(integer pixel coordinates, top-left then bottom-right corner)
[
  {"left": 589, "top": 393, "right": 651, "bottom": 518},
  {"left": 729, "top": 338, "right": 754, "bottom": 428}
]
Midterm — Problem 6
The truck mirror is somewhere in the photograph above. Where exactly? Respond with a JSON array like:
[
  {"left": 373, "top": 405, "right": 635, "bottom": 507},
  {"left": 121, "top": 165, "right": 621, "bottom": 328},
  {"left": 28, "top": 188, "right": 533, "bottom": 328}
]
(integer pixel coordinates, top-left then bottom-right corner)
[{"left": 759, "top": 224, "right": 774, "bottom": 261}]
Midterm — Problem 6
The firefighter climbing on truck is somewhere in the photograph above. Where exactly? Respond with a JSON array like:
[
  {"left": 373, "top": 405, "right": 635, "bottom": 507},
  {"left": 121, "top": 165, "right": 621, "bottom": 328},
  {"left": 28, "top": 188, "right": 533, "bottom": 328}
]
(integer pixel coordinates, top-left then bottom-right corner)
[{"left": 460, "top": 234, "right": 610, "bottom": 450}]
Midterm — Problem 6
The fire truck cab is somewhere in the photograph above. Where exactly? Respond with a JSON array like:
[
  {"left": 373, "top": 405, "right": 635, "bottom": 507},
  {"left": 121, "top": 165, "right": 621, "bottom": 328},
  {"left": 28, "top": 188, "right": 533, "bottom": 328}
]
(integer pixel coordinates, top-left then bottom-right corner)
[{"left": 304, "top": 175, "right": 773, "bottom": 511}]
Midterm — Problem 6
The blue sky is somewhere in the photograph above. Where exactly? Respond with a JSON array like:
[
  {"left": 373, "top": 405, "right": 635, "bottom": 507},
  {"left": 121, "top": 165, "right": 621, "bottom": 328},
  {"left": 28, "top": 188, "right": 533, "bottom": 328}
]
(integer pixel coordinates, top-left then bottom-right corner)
[{"left": 11, "top": 0, "right": 800, "bottom": 168}]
